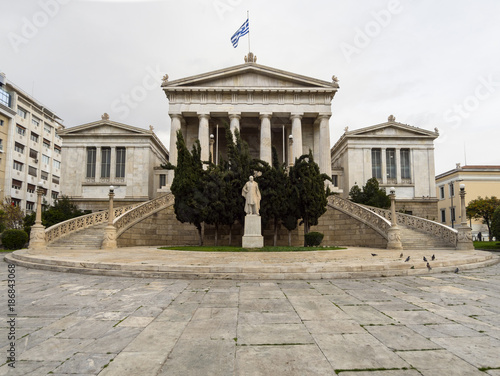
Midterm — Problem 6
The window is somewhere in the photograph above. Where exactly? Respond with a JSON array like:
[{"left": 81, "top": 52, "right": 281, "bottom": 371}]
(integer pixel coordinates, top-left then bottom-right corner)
[
  {"left": 52, "top": 175, "right": 59, "bottom": 184},
  {"left": 43, "top": 139, "right": 50, "bottom": 148},
  {"left": 44, "top": 124, "right": 52, "bottom": 133},
  {"left": 439, "top": 186, "right": 445, "bottom": 199},
  {"left": 14, "top": 142, "right": 24, "bottom": 154},
  {"left": 371, "top": 149, "right": 382, "bottom": 179},
  {"left": 12, "top": 179, "right": 22, "bottom": 190},
  {"left": 41, "top": 171, "right": 48, "bottom": 181},
  {"left": 17, "top": 107, "right": 27, "bottom": 118},
  {"left": 26, "top": 201, "right": 35, "bottom": 211},
  {"left": 31, "top": 132, "right": 39, "bottom": 143},
  {"left": 116, "top": 147, "right": 126, "bottom": 178},
  {"left": 13, "top": 160, "right": 23, "bottom": 171},
  {"left": 331, "top": 175, "right": 338, "bottom": 187},
  {"left": 159, "top": 174, "right": 166, "bottom": 188},
  {"left": 0, "top": 87, "right": 11, "bottom": 107},
  {"left": 0, "top": 119, "right": 4, "bottom": 126},
  {"left": 400, "top": 149, "right": 411, "bottom": 180},
  {"left": 0, "top": 139, "right": 3, "bottom": 151},
  {"left": 449, "top": 183, "right": 455, "bottom": 197},
  {"left": 27, "top": 184, "right": 36, "bottom": 193},
  {"left": 11, "top": 198, "right": 21, "bottom": 207},
  {"left": 16, "top": 125, "right": 26, "bottom": 136},
  {"left": 51, "top": 191, "right": 58, "bottom": 200},
  {"left": 42, "top": 154, "right": 50, "bottom": 165},
  {"left": 386, "top": 149, "right": 396, "bottom": 180},
  {"left": 30, "top": 148, "right": 38, "bottom": 159},
  {"left": 101, "top": 147, "right": 111, "bottom": 178},
  {"left": 53, "top": 159, "right": 61, "bottom": 170},
  {"left": 54, "top": 146, "right": 61, "bottom": 155},
  {"left": 32, "top": 117, "right": 40, "bottom": 127},
  {"left": 440, "top": 209, "right": 446, "bottom": 223},
  {"left": 86, "top": 147, "right": 96, "bottom": 178},
  {"left": 28, "top": 166, "right": 37, "bottom": 177}
]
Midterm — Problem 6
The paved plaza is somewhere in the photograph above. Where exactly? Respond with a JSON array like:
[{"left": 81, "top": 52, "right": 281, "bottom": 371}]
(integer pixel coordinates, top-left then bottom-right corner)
[{"left": 1, "top": 258, "right": 500, "bottom": 375}]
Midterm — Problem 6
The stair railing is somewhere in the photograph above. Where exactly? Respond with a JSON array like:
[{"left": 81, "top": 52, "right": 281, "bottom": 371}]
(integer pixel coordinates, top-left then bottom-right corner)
[
  {"left": 45, "top": 203, "right": 139, "bottom": 245},
  {"left": 366, "top": 206, "right": 458, "bottom": 246}
]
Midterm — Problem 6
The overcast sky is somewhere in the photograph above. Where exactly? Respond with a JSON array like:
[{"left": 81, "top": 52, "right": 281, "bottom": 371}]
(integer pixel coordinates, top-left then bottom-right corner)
[{"left": 2, "top": 0, "right": 499, "bottom": 175}]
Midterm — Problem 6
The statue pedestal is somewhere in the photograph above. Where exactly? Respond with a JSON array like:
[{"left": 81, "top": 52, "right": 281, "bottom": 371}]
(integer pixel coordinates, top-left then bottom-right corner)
[{"left": 242, "top": 214, "right": 264, "bottom": 248}]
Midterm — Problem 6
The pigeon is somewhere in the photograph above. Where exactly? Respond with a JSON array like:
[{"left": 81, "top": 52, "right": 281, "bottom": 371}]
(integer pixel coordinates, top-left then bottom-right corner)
[
  {"left": 423, "top": 256, "right": 428, "bottom": 262},
  {"left": 400, "top": 253, "right": 404, "bottom": 258},
  {"left": 371, "top": 253, "right": 378, "bottom": 256},
  {"left": 431, "top": 254, "right": 435, "bottom": 261},
  {"left": 404, "top": 256, "right": 410, "bottom": 262},
  {"left": 410, "top": 265, "right": 415, "bottom": 269},
  {"left": 427, "top": 262, "right": 432, "bottom": 271},
  {"left": 455, "top": 267, "right": 459, "bottom": 273}
]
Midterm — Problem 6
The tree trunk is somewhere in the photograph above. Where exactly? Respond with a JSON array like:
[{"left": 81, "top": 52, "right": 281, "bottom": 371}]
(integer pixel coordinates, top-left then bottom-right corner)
[
  {"left": 197, "top": 225, "right": 203, "bottom": 246},
  {"left": 228, "top": 224, "right": 232, "bottom": 246},
  {"left": 288, "top": 229, "right": 292, "bottom": 246},
  {"left": 273, "top": 218, "right": 278, "bottom": 247},
  {"left": 303, "top": 219, "right": 310, "bottom": 247},
  {"left": 215, "top": 224, "right": 218, "bottom": 246}
]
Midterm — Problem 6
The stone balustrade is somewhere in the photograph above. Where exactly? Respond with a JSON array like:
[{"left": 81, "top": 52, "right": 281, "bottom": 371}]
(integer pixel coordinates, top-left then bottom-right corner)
[
  {"left": 366, "top": 206, "right": 458, "bottom": 246},
  {"left": 45, "top": 203, "right": 139, "bottom": 245}
]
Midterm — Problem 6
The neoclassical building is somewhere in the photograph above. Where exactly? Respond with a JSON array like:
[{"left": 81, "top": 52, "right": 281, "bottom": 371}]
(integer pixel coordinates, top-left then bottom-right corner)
[
  {"left": 59, "top": 114, "right": 168, "bottom": 211},
  {"left": 162, "top": 53, "right": 339, "bottom": 185},
  {"left": 331, "top": 116, "right": 439, "bottom": 219}
]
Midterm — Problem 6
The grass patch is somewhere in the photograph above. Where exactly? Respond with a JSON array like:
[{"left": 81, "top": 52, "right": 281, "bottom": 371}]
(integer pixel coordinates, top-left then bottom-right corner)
[
  {"left": 474, "top": 241, "right": 500, "bottom": 250},
  {"left": 158, "top": 245, "right": 345, "bottom": 252}
]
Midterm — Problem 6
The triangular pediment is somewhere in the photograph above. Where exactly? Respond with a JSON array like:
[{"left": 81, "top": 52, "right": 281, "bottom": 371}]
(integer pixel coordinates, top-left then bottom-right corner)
[
  {"left": 347, "top": 120, "right": 438, "bottom": 139},
  {"left": 162, "top": 62, "right": 338, "bottom": 90},
  {"left": 58, "top": 120, "right": 153, "bottom": 136}
]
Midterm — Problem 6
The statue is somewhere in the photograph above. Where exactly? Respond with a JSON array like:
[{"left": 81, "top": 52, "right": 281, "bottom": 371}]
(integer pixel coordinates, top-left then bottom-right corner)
[{"left": 242, "top": 176, "right": 261, "bottom": 215}]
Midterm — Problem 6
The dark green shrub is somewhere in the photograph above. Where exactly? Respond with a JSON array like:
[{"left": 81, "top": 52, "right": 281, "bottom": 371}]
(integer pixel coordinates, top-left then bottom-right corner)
[
  {"left": 491, "top": 206, "right": 500, "bottom": 241},
  {"left": 2, "top": 229, "right": 29, "bottom": 250},
  {"left": 305, "top": 231, "right": 324, "bottom": 247}
]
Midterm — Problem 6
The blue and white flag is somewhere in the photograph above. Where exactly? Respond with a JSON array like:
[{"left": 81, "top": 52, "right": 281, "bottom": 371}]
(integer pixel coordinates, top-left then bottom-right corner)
[{"left": 231, "top": 18, "right": 249, "bottom": 48}]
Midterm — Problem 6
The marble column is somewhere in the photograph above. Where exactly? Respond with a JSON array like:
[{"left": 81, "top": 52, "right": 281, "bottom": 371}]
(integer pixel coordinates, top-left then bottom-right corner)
[
  {"left": 259, "top": 113, "right": 272, "bottom": 165},
  {"left": 290, "top": 113, "right": 303, "bottom": 162},
  {"left": 198, "top": 113, "right": 210, "bottom": 163},
  {"left": 168, "top": 113, "right": 182, "bottom": 185},
  {"left": 229, "top": 113, "right": 241, "bottom": 142},
  {"left": 318, "top": 114, "right": 331, "bottom": 176}
]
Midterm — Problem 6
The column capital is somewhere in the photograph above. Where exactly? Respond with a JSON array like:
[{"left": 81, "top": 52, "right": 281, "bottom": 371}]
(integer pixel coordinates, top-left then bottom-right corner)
[
  {"left": 229, "top": 113, "right": 241, "bottom": 120},
  {"left": 169, "top": 113, "right": 182, "bottom": 120},
  {"left": 198, "top": 113, "right": 210, "bottom": 120},
  {"left": 317, "top": 113, "right": 331, "bottom": 120},
  {"left": 259, "top": 112, "right": 272, "bottom": 120},
  {"left": 290, "top": 113, "right": 303, "bottom": 120}
]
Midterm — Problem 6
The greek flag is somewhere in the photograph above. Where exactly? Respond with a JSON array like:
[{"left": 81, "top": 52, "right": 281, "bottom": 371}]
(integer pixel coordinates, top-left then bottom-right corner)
[{"left": 231, "top": 18, "right": 249, "bottom": 48}]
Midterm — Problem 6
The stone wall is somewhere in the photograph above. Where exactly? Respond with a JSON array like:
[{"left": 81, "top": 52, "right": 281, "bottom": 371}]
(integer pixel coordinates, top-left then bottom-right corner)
[
  {"left": 396, "top": 200, "right": 438, "bottom": 221},
  {"left": 117, "top": 203, "right": 388, "bottom": 248}
]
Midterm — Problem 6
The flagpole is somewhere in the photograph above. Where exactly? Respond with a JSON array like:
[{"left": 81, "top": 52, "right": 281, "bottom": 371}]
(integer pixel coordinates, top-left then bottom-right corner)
[{"left": 247, "top": 10, "right": 251, "bottom": 54}]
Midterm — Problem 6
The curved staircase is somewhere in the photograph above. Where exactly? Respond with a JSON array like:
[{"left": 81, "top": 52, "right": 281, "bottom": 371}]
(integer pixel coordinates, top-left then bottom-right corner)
[{"left": 48, "top": 224, "right": 107, "bottom": 250}]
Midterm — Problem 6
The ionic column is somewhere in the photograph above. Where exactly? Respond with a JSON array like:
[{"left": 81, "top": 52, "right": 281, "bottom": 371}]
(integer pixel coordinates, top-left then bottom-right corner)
[
  {"left": 96, "top": 147, "right": 102, "bottom": 180},
  {"left": 290, "top": 113, "right": 303, "bottom": 162},
  {"left": 110, "top": 147, "right": 116, "bottom": 181},
  {"left": 318, "top": 114, "right": 331, "bottom": 175},
  {"left": 198, "top": 113, "right": 210, "bottom": 163},
  {"left": 381, "top": 148, "right": 387, "bottom": 184},
  {"left": 168, "top": 113, "right": 182, "bottom": 185},
  {"left": 395, "top": 147, "right": 401, "bottom": 184},
  {"left": 229, "top": 113, "right": 241, "bottom": 142},
  {"left": 259, "top": 113, "right": 272, "bottom": 165}
]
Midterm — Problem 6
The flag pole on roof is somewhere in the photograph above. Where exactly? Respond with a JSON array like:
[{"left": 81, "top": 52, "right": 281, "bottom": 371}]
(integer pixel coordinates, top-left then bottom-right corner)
[
  {"left": 247, "top": 10, "right": 251, "bottom": 55},
  {"left": 230, "top": 13, "right": 249, "bottom": 49}
]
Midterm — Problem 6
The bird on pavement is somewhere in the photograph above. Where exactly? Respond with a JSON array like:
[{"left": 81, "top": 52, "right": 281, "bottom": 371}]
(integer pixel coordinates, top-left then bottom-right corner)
[
  {"left": 405, "top": 256, "right": 410, "bottom": 262},
  {"left": 400, "top": 253, "right": 403, "bottom": 258},
  {"left": 423, "top": 256, "right": 428, "bottom": 262},
  {"left": 431, "top": 254, "right": 435, "bottom": 261},
  {"left": 427, "top": 262, "right": 432, "bottom": 271},
  {"left": 371, "top": 253, "right": 378, "bottom": 256},
  {"left": 455, "top": 267, "right": 459, "bottom": 273}
]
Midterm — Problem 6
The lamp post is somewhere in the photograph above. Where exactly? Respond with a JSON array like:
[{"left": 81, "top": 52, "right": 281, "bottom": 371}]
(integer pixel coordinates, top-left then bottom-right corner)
[
  {"left": 456, "top": 183, "right": 474, "bottom": 250},
  {"left": 102, "top": 185, "right": 117, "bottom": 249},
  {"left": 288, "top": 134, "right": 294, "bottom": 167},
  {"left": 29, "top": 181, "right": 46, "bottom": 250},
  {"left": 209, "top": 134, "right": 215, "bottom": 164},
  {"left": 387, "top": 186, "right": 403, "bottom": 250}
]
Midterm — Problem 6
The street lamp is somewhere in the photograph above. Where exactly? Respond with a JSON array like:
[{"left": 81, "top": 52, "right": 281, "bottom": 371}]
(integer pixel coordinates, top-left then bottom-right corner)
[{"left": 288, "top": 134, "right": 294, "bottom": 167}]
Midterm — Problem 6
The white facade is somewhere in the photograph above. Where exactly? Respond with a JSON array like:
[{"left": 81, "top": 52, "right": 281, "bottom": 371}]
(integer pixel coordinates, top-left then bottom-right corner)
[
  {"left": 59, "top": 116, "right": 168, "bottom": 211},
  {"left": 162, "top": 53, "right": 339, "bottom": 184},
  {"left": 331, "top": 116, "right": 439, "bottom": 217},
  {"left": 0, "top": 74, "right": 64, "bottom": 214}
]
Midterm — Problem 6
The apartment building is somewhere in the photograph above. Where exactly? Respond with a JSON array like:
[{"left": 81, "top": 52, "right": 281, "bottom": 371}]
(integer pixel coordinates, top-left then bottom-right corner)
[{"left": 0, "top": 73, "right": 64, "bottom": 214}]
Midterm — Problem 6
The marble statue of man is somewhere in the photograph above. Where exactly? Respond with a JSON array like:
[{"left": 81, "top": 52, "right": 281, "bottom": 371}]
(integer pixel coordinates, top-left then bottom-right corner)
[{"left": 242, "top": 176, "right": 261, "bottom": 215}]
